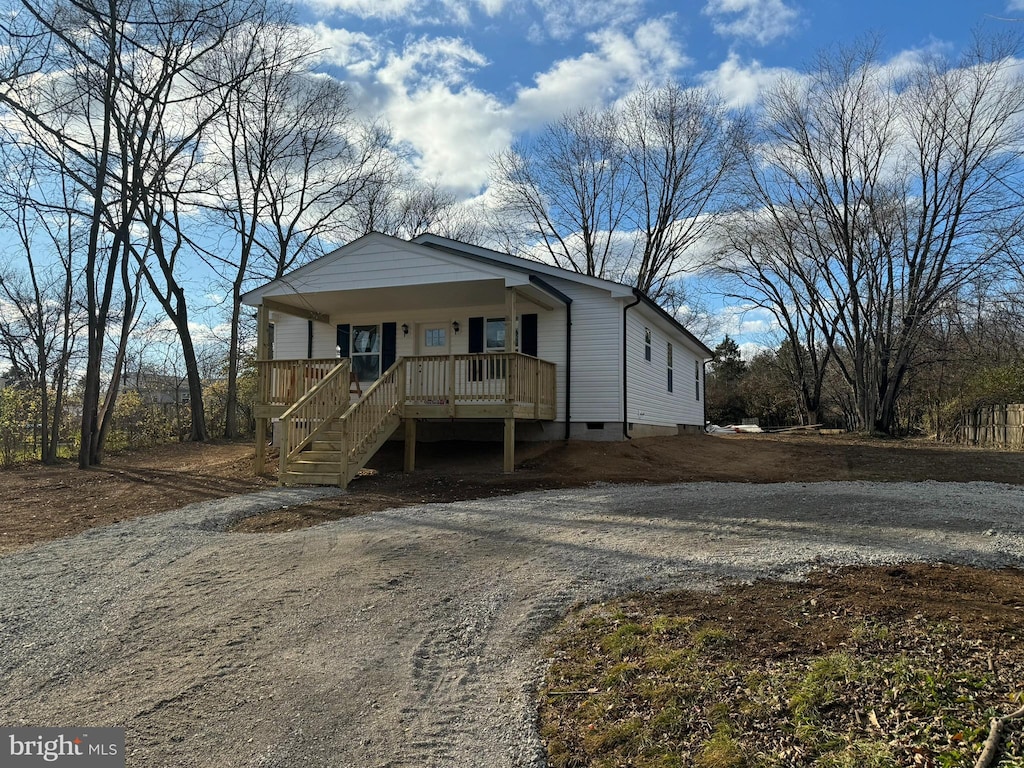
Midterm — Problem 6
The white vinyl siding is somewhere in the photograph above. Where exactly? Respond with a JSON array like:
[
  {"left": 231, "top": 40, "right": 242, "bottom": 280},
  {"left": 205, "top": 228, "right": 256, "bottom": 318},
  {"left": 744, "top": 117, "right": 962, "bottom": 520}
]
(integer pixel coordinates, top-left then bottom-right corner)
[
  {"left": 625, "top": 307, "right": 705, "bottom": 428},
  {"left": 268, "top": 315, "right": 307, "bottom": 360},
  {"left": 544, "top": 276, "right": 622, "bottom": 423},
  {"left": 268, "top": 317, "right": 341, "bottom": 360}
]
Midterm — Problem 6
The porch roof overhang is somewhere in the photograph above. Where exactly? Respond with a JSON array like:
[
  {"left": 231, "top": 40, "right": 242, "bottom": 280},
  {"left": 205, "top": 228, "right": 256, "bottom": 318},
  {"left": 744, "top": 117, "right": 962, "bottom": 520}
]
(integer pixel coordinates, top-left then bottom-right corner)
[{"left": 254, "top": 277, "right": 562, "bottom": 320}]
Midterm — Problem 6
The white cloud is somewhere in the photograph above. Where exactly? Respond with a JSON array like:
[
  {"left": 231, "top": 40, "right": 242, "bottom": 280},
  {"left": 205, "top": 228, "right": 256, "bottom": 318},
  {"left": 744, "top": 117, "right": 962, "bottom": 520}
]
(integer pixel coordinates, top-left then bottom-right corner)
[
  {"left": 513, "top": 18, "right": 688, "bottom": 127},
  {"left": 703, "top": 0, "right": 800, "bottom": 45},
  {"left": 738, "top": 340, "right": 767, "bottom": 360},
  {"left": 303, "top": 0, "right": 645, "bottom": 38},
  {"left": 531, "top": 0, "right": 646, "bottom": 41},
  {"left": 716, "top": 304, "right": 781, "bottom": 342},
  {"left": 387, "top": 82, "right": 511, "bottom": 192},
  {"left": 309, "top": 17, "right": 688, "bottom": 195},
  {"left": 378, "top": 35, "right": 489, "bottom": 89},
  {"left": 306, "top": 0, "right": 420, "bottom": 19},
  {"left": 362, "top": 36, "right": 511, "bottom": 192},
  {"left": 700, "top": 51, "right": 794, "bottom": 109},
  {"left": 310, "top": 24, "right": 383, "bottom": 75},
  {"left": 1007, "top": 1, "right": 1024, "bottom": 11}
]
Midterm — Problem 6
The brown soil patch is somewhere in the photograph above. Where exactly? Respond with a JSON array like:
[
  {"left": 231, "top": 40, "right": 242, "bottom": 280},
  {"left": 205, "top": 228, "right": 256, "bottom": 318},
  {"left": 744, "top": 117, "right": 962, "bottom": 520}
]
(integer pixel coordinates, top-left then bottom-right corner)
[
  {"left": 238, "top": 432, "right": 1024, "bottom": 533},
  {"left": 2, "top": 432, "right": 1021, "bottom": 548},
  {"left": 0, "top": 441, "right": 273, "bottom": 553}
]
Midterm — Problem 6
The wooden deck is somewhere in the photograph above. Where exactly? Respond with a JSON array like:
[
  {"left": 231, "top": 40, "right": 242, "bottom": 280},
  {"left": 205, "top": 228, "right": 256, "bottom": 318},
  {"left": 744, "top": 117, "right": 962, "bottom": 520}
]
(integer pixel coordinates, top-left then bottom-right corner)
[{"left": 254, "top": 354, "right": 557, "bottom": 486}]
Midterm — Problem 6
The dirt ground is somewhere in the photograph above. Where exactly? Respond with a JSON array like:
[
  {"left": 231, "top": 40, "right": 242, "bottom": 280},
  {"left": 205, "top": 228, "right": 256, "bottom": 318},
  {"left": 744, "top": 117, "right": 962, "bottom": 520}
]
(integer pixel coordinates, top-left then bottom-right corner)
[
  {"left": 2, "top": 432, "right": 1021, "bottom": 551},
  {"left": 3, "top": 439, "right": 1023, "bottom": 767}
]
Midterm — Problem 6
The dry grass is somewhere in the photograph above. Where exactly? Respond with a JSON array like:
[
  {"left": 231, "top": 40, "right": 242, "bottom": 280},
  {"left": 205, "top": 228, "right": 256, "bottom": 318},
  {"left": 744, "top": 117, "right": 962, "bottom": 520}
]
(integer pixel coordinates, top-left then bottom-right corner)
[{"left": 540, "top": 564, "right": 1024, "bottom": 768}]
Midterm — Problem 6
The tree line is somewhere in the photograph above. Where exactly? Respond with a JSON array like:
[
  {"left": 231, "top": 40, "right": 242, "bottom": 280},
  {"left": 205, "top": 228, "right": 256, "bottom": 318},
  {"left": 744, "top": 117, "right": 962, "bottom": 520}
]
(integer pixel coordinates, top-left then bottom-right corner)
[
  {"left": 1, "top": 6, "right": 1022, "bottom": 470},
  {"left": 0, "top": 0, "right": 474, "bottom": 466},
  {"left": 490, "top": 35, "right": 1024, "bottom": 437}
]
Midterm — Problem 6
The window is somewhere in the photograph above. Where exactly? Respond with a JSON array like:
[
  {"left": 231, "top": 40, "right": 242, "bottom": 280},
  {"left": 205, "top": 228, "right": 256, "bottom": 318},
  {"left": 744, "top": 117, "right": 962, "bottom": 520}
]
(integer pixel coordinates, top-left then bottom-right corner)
[
  {"left": 695, "top": 360, "right": 701, "bottom": 401},
  {"left": 351, "top": 325, "right": 380, "bottom": 381},
  {"left": 486, "top": 318, "right": 507, "bottom": 351},
  {"left": 424, "top": 328, "right": 446, "bottom": 348},
  {"left": 667, "top": 343, "right": 673, "bottom": 393},
  {"left": 485, "top": 318, "right": 509, "bottom": 378},
  {"left": 644, "top": 327, "right": 652, "bottom": 361}
]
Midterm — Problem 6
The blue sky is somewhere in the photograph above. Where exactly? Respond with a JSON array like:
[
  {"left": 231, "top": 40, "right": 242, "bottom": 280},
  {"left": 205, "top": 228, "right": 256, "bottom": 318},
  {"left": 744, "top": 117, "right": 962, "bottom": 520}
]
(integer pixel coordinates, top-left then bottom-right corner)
[{"left": 303, "top": 0, "right": 1024, "bottom": 197}]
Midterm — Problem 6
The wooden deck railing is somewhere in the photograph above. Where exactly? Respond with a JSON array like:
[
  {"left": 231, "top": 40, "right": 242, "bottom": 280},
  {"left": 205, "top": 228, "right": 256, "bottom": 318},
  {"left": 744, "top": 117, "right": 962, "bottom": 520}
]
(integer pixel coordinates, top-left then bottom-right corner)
[
  {"left": 256, "top": 358, "right": 341, "bottom": 407},
  {"left": 260, "top": 353, "right": 556, "bottom": 420},
  {"left": 403, "top": 353, "right": 556, "bottom": 412},
  {"left": 279, "top": 360, "right": 351, "bottom": 475},
  {"left": 337, "top": 359, "right": 405, "bottom": 483}
]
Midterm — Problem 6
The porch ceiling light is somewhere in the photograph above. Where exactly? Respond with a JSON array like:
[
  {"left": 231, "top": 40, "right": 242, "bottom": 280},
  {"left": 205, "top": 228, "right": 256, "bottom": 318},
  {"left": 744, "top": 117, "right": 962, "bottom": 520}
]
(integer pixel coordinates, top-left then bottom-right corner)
[
  {"left": 452, "top": 320, "right": 460, "bottom": 334},
  {"left": 401, "top": 323, "right": 409, "bottom": 336}
]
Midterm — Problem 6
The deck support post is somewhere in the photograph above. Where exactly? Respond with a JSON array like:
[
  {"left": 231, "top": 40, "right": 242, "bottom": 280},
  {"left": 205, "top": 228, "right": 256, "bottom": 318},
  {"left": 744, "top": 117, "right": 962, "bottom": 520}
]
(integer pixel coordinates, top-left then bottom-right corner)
[
  {"left": 503, "top": 416, "right": 515, "bottom": 474},
  {"left": 254, "top": 417, "right": 267, "bottom": 475},
  {"left": 404, "top": 418, "right": 416, "bottom": 472},
  {"left": 254, "top": 303, "right": 271, "bottom": 475}
]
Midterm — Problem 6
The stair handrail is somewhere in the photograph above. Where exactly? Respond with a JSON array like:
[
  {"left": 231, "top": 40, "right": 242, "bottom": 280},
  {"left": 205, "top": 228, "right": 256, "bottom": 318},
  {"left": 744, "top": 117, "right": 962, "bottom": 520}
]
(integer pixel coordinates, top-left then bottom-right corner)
[
  {"left": 279, "top": 359, "right": 352, "bottom": 474},
  {"left": 337, "top": 358, "right": 405, "bottom": 463}
]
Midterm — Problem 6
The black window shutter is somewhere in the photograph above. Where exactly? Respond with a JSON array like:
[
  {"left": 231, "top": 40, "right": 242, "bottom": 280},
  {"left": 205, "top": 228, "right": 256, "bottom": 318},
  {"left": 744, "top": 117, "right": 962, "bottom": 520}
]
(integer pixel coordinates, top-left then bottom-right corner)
[
  {"left": 336, "top": 324, "right": 350, "bottom": 358},
  {"left": 382, "top": 322, "right": 397, "bottom": 370},
  {"left": 307, "top": 320, "right": 313, "bottom": 358},
  {"left": 468, "top": 316, "right": 484, "bottom": 353},
  {"left": 521, "top": 313, "right": 538, "bottom": 357},
  {"left": 668, "top": 369, "right": 673, "bottom": 393}
]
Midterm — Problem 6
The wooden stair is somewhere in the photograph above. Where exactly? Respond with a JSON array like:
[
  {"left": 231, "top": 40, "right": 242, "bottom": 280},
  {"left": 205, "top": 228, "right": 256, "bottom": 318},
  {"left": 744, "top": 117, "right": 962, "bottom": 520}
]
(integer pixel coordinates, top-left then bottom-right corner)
[
  {"left": 280, "top": 359, "right": 406, "bottom": 488},
  {"left": 280, "top": 417, "right": 401, "bottom": 487}
]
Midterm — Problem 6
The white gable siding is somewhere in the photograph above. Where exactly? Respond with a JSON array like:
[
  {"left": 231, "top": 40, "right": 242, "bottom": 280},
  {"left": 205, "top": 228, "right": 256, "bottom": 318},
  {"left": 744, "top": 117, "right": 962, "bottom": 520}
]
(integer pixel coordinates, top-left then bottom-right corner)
[
  {"left": 266, "top": 239, "right": 506, "bottom": 296},
  {"left": 625, "top": 308, "right": 705, "bottom": 428}
]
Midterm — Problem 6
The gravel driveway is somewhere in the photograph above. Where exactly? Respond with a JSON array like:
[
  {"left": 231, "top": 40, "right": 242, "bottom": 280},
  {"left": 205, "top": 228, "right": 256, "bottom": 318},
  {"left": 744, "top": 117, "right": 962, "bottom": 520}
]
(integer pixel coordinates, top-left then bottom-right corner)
[{"left": 1, "top": 480, "right": 1022, "bottom": 767}]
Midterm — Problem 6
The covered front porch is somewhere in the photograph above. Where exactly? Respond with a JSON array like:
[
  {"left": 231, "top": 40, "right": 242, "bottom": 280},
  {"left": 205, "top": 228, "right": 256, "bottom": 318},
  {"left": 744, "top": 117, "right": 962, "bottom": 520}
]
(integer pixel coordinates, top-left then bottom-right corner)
[{"left": 245, "top": 245, "right": 571, "bottom": 486}]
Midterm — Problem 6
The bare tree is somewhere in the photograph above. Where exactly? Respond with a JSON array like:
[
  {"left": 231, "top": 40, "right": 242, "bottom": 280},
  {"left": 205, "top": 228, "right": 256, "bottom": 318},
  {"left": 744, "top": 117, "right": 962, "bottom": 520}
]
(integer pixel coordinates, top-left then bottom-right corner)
[
  {"left": 619, "top": 83, "right": 742, "bottom": 298},
  {"left": 492, "top": 107, "right": 629, "bottom": 278},
  {"left": 0, "top": 140, "right": 82, "bottom": 463},
  {"left": 0, "top": 0, "right": 272, "bottom": 464},
  {"left": 725, "top": 37, "right": 1024, "bottom": 434},
  {"left": 491, "top": 84, "right": 738, "bottom": 300},
  {"left": 207, "top": 30, "right": 390, "bottom": 437},
  {"left": 715, "top": 206, "right": 835, "bottom": 425},
  {"left": 348, "top": 174, "right": 483, "bottom": 242}
]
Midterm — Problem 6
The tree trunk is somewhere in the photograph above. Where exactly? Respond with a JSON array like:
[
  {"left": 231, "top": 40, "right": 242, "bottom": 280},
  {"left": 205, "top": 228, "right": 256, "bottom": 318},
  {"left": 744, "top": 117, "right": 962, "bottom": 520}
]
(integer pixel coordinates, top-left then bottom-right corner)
[
  {"left": 223, "top": 278, "right": 244, "bottom": 439},
  {"left": 177, "top": 308, "right": 209, "bottom": 442}
]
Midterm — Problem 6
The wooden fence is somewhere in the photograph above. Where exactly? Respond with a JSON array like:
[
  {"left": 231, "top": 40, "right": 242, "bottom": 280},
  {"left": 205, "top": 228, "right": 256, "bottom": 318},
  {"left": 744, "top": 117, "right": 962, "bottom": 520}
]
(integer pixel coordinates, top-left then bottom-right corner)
[{"left": 959, "top": 404, "right": 1024, "bottom": 449}]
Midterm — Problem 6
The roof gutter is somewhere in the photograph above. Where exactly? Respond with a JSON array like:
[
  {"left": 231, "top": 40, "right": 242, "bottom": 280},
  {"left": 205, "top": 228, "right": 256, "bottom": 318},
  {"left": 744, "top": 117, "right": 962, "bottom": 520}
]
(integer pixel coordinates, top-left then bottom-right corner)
[
  {"left": 529, "top": 275, "right": 572, "bottom": 441},
  {"left": 622, "top": 293, "right": 643, "bottom": 439}
]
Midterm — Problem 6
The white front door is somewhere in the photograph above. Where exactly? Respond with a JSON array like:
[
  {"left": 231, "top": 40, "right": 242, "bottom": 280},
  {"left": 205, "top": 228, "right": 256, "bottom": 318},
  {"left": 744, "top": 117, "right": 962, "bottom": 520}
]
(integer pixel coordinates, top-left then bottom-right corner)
[
  {"left": 414, "top": 323, "right": 451, "bottom": 402},
  {"left": 417, "top": 323, "right": 450, "bottom": 355}
]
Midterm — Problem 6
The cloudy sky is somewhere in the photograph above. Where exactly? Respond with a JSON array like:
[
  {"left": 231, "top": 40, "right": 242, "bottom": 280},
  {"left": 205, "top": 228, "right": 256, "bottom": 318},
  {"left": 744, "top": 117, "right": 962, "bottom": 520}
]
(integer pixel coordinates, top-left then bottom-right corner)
[
  {"left": 296, "top": 0, "right": 1024, "bottom": 351},
  {"left": 305, "top": 0, "right": 1022, "bottom": 197}
]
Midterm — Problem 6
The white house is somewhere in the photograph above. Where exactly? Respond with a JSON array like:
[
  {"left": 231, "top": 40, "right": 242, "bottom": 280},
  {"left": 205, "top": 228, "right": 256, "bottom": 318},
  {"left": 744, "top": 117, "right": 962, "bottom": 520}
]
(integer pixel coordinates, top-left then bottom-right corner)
[{"left": 243, "top": 232, "right": 712, "bottom": 486}]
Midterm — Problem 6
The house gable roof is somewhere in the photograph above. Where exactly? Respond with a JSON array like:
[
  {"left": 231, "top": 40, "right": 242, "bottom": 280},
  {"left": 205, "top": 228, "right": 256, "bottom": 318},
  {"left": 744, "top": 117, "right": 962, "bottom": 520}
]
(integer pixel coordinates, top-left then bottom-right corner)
[
  {"left": 241, "top": 232, "right": 527, "bottom": 305},
  {"left": 242, "top": 231, "right": 713, "bottom": 358},
  {"left": 412, "top": 233, "right": 634, "bottom": 298},
  {"left": 414, "top": 234, "right": 713, "bottom": 358}
]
